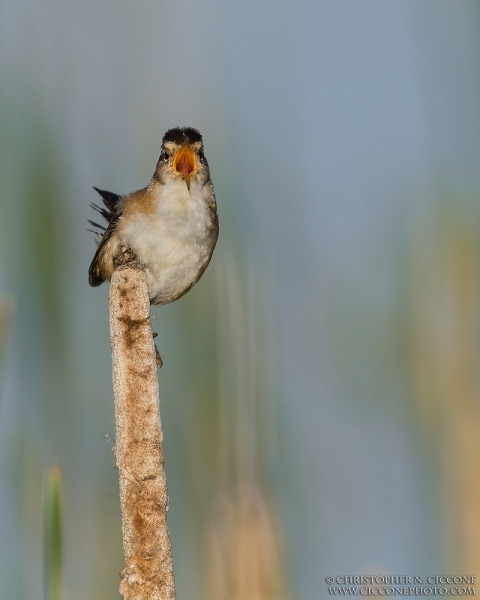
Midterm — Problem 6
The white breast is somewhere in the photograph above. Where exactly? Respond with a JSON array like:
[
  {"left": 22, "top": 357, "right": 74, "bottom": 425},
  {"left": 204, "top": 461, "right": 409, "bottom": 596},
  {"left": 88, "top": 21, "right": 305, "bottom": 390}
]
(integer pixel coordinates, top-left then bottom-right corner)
[{"left": 120, "top": 179, "right": 216, "bottom": 305}]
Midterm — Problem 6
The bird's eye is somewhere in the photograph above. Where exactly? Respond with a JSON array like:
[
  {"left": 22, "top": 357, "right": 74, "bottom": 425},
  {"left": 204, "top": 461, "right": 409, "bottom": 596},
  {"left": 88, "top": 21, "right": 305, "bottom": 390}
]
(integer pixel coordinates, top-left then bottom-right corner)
[
  {"left": 161, "top": 150, "right": 169, "bottom": 162},
  {"left": 199, "top": 148, "right": 205, "bottom": 162}
]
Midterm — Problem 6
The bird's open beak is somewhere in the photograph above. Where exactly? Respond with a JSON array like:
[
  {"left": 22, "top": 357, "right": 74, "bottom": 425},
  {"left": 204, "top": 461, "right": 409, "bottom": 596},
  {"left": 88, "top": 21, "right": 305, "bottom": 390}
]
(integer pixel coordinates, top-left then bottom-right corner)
[{"left": 173, "top": 141, "right": 197, "bottom": 190}]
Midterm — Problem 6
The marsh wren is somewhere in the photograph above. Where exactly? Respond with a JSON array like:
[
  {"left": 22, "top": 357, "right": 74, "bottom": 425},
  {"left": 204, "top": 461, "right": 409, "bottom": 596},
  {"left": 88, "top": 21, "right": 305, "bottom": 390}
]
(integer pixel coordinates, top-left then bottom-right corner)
[{"left": 88, "top": 127, "right": 218, "bottom": 306}]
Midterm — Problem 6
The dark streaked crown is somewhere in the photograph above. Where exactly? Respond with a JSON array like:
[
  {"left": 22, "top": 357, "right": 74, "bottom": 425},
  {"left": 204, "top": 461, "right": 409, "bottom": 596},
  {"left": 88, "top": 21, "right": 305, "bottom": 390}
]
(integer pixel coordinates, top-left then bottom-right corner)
[{"left": 162, "top": 127, "right": 203, "bottom": 146}]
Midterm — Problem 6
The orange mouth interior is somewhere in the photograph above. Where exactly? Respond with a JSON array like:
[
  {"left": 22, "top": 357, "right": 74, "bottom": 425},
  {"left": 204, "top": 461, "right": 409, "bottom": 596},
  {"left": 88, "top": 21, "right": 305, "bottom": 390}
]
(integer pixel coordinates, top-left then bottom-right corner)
[{"left": 173, "top": 142, "right": 197, "bottom": 179}]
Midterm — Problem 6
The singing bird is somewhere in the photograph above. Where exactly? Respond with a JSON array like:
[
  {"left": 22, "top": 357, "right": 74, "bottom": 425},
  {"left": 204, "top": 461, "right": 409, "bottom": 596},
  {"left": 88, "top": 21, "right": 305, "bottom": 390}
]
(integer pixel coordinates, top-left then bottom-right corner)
[{"left": 88, "top": 127, "right": 218, "bottom": 306}]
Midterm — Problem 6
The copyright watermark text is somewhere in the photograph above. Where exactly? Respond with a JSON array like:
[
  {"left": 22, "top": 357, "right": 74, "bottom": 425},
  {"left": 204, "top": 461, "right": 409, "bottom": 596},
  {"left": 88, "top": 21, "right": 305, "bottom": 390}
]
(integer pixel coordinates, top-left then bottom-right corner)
[{"left": 324, "top": 576, "right": 476, "bottom": 596}]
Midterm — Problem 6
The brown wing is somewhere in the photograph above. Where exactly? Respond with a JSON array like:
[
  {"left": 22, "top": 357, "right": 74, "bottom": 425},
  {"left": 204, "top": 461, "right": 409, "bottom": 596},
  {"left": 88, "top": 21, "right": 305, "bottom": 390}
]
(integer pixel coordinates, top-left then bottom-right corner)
[{"left": 88, "top": 188, "right": 122, "bottom": 287}]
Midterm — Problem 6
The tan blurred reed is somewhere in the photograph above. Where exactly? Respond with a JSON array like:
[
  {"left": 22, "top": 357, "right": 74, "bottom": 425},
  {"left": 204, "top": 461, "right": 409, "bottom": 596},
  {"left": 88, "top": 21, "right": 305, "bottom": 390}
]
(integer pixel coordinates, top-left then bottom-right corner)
[
  {"left": 410, "top": 206, "right": 480, "bottom": 573},
  {"left": 202, "top": 255, "right": 290, "bottom": 600}
]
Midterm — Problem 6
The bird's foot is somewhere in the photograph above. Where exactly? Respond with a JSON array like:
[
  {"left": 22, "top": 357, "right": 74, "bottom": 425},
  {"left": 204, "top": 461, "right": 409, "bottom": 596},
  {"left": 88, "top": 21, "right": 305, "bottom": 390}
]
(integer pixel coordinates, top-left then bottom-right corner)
[
  {"left": 152, "top": 332, "right": 163, "bottom": 367},
  {"left": 113, "top": 246, "right": 140, "bottom": 268}
]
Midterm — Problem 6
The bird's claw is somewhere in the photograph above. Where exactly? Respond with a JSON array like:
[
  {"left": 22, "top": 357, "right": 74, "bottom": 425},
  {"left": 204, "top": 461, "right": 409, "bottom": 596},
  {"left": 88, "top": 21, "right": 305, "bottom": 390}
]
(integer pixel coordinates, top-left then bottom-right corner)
[
  {"left": 114, "top": 246, "right": 140, "bottom": 267},
  {"left": 152, "top": 332, "right": 163, "bottom": 367},
  {"left": 155, "top": 345, "right": 163, "bottom": 367}
]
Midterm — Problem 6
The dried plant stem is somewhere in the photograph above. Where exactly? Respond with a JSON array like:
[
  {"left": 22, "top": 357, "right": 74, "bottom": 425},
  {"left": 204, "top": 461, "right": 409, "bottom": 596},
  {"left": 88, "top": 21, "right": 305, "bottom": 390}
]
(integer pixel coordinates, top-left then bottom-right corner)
[{"left": 109, "top": 264, "right": 176, "bottom": 600}]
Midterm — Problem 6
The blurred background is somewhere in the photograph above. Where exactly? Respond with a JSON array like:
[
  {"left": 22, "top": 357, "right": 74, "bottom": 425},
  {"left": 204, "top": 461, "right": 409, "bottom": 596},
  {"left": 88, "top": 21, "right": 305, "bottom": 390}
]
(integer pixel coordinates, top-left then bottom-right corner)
[{"left": 1, "top": 1, "right": 480, "bottom": 598}]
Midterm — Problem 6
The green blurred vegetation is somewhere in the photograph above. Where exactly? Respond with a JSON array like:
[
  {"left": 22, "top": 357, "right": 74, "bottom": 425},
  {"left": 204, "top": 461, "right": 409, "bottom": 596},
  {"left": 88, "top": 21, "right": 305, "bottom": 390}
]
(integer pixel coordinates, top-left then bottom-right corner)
[{"left": 43, "top": 465, "right": 64, "bottom": 600}]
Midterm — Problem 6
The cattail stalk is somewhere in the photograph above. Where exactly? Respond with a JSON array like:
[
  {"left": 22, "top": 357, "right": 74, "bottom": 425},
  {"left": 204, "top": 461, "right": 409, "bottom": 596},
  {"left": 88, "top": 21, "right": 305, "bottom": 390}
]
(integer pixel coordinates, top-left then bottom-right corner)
[{"left": 109, "top": 264, "right": 176, "bottom": 600}]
